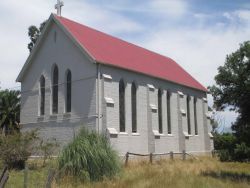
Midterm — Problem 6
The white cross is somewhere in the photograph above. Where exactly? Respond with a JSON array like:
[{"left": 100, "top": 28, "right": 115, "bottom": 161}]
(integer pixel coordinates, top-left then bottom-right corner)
[{"left": 55, "top": 0, "right": 64, "bottom": 16}]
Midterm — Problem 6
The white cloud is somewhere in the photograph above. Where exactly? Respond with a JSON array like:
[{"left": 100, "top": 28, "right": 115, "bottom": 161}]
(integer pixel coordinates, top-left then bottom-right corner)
[
  {"left": 149, "top": 0, "right": 188, "bottom": 18},
  {"left": 223, "top": 9, "right": 250, "bottom": 25},
  {"left": 64, "top": 1, "right": 144, "bottom": 34},
  {"left": 141, "top": 19, "right": 250, "bottom": 88}
]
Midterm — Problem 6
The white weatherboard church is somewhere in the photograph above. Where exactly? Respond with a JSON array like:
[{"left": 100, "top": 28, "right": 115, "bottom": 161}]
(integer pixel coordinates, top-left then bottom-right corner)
[{"left": 17, "top": 2, "right": 214, "bottom": 156}]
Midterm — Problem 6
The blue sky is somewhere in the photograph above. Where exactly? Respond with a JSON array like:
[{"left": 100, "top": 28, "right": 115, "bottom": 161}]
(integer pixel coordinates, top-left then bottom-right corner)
[{"left": 0, "top": 0, "right": 249, "bottom": 130}]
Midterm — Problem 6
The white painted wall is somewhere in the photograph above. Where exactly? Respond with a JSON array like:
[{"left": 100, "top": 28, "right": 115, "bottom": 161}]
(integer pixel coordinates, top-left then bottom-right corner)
[
  {"left": 99, "top": 65, "right": 213, "bottom": 156},
  {"left": 20, "top": 21, "right": 97, "bottom": 147}
]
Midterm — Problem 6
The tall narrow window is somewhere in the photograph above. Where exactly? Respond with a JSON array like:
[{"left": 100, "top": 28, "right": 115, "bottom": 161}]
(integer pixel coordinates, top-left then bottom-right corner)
[
  {"left": 52, "top": 65, "right": 58, "bottom": 114},
  {"left": 158, "top": 89, "right": 163, "bottom": 134},
  {"left": 119, "top": 79, "right": 125, "bottom": 132},
  {"left": 194, "top": 97, "right": 198, "bottom": 135},
  {"left": 131, "top": 82, "right": 137, "bottom": 133},
  {"left": 65, "top": 70, "right": 72, "bottom": 113},
  {"left": 167, "top": 91, "right": 171, "bottom": 134},
  {"left": 40, "top": 75, "right": 45, "bottom": 116},
  {"left": 187, "top": 95, "right": 191, "bottom": 135}
]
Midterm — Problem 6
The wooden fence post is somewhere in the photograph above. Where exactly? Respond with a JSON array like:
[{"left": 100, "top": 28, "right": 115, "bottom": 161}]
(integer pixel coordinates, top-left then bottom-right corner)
[
  {"left": 170, "top": 151, "right": 174, "bottom": 160},
  {"left": 125, "top": 152, "right": 129, "bottom": 166},
  {"left": 0, "top": 166, "right": 9, "bottom": 188},
  {"left": 45, "top": 168, "right": 56, "bottom": 188},
  {"left": 24, "top": 163, "right": 28, "bottom": 188},
  {"left": 182, "top": 150, "right": 186, "bottom": 161},
  {"left": 149, "top": 153, "right": 153, "bottom": 164}
]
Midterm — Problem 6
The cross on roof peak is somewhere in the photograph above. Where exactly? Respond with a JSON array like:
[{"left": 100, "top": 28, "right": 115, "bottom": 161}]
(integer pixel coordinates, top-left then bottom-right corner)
[{"left": 55, "top": 0, "right": 64, "bottom": 16}]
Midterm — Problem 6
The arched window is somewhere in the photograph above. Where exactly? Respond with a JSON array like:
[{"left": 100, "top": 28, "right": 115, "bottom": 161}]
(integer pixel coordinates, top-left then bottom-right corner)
[
  {"left": 52, "top": 65, "right": 58, "bottom": 114},
  {"left": 187, "top": 95, "right": 191, "bottom": 135},
  {"left": 40, "top": 75, "right": 45, "bottom": 116},
  {"left": 119, "top": 79, "right": 125, "bottom": 132},
  {"left": 158, "top": 89, "right": 163, "bottom": 134},
  {"left": 167, "top": 91, "right": 171, "bottom": 134},
  {"left": 194, "top": 97, "right": 198, "bottom": 135},
  {"left": 65, "top": 70, "right": 72, "bottom": 113},
  {"left": 131, "top": 82, "right": 137, "bottom": 133}
]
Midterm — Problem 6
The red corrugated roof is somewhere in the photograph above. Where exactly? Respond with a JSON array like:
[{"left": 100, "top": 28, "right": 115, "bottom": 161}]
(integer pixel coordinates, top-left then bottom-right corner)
[{"left": 55, "top": 15, "right": 207, "bottom": 92}]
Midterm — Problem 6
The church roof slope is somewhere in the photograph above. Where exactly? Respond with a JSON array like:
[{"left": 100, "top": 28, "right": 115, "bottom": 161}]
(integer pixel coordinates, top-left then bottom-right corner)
[{"left": 56, "top": 15, "right": 207, "bottom": 92}]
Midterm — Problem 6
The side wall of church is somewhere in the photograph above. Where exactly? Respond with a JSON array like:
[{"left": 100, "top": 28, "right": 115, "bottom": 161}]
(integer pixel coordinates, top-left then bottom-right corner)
[
  {"left": 100, "top": 65, "right": 213, "bottom": 156},
  {"left": 20, "top": 22, "right": 97, "bottom": 148}
]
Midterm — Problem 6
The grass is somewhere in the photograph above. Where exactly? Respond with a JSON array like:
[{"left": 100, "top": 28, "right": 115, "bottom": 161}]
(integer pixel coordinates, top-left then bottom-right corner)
[
  {"left": 3, "top": 157, "right": 250, "bottom": 188},
  {"left": 58, "top": 128, "right": 121, "bottom": 181}
]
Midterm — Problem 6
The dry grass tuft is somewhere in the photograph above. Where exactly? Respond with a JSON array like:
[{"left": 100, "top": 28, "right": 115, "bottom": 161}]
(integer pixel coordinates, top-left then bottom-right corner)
[{"left": 4, "top": 157, "right": 250, "bottom": 188}]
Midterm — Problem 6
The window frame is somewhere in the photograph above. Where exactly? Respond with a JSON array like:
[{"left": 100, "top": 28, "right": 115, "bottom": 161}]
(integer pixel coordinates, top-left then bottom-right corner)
[{"left": 119, "top": 79, "right": 126, "bottom": 132}]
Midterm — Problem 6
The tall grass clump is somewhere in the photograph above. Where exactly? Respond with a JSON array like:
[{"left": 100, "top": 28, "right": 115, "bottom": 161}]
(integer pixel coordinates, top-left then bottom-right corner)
[{"left": 58, "top": 128, "right": 121, "bottom": 182}]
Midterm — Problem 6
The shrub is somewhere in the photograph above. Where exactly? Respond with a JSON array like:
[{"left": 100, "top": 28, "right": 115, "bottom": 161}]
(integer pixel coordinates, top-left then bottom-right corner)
[
  {"left": 39, "top": 138, "right": 59, "bottom": 166},
  {"left": 217, "top": 150, "right": 231, "bottom": 162},
  {"left": 58, "top": 128, "right": 121, "bottom": 182},
  {"left": 233, "top": 143, "right": 250, "bottom": 162},
  {"left": 0, "top": 130, "right": 38, "bottom": 169}
]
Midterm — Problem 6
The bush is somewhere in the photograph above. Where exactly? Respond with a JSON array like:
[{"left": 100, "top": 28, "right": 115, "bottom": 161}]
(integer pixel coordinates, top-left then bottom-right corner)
[
  {"left": 58, "top": 128, "right": 121, "bottom": 181},
  {"left": 214, "top": 133, "right": 250, "bottom": 162},
  {"left": 233, "top": 143, "right": 250, "bottom": 162},
  {"left": 39, "top": 138, "right": 59, "bottom": 166},
  {"left": 217, "top": 150, "right": 231, "bottom": 162},
  {"left": 0, "top": 130, "right": 38, "bottom": 169}
]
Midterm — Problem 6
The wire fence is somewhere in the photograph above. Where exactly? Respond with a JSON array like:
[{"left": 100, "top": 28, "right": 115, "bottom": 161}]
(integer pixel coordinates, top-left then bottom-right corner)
[{"left": 124, "top": 150, "right": 199, "bottom": 166}]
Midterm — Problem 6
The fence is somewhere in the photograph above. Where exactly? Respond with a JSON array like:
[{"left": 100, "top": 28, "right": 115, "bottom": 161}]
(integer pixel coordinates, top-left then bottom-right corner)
[
  {"left": 125, "top": 150, "right": 198, "bottom": 166},
  {"left": 0, "top": 164, "right": 56, "bottom": 188},
  {"left": 0, "top": 166, "right": 9, "bottom": 188}
]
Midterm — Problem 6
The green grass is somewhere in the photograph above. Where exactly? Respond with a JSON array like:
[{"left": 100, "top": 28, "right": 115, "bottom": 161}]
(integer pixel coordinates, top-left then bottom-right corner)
[
  {"left": 3, "top": 157, "right": 250, "bottom": 188},
  {"left": 58, "top": 128, "right": 121, "bottom": 181}
]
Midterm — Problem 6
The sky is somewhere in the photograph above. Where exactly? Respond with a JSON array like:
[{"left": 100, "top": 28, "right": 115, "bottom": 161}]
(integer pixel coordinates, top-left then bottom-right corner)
[{"left": 0, "top": 0, "right": 249, "bottom": 130}]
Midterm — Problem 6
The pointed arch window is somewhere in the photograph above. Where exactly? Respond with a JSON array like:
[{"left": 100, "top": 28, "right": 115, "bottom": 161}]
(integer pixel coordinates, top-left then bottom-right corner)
[
  {"left": 158, "top": 89, "right": 163, "bottom": 134},
  {"left": 40, "top": 75, "right": 45, "bottom": 116},
  {"left": 187, "top": 95, "right": 191, "bottom": 135},
  {"left": 65, "top": 70, "right": 72, "bottom": 113},
  {"left": 119, "top": 79, "right": 125, "bottom": 132},
  {"left": 131, "top": 82, "right": 137, "bottom": 133},
  {"left": 52, "top": 65, "right": 59, "bottom": 114},
  {"left": 167, "top": 91, "right": 171, "bottom": 134},
  {"left": 194, "top": 97, "right": 198, "bottom": 135}
]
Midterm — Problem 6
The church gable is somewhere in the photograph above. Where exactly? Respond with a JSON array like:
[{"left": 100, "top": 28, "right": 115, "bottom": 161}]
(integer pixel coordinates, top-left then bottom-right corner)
[
  {"left": 18, "top": 16, "right": 97, "bottom": 126},
  {"left": 16, "top": 14, "right": 95, "bottom": 83}
]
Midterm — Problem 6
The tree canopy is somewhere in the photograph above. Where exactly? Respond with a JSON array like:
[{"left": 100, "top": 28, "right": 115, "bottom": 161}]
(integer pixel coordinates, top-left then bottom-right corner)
[
  {"left": 28, "top": 21, "right": 47, "bottom": 52},
  {"left": 0, "top": 90, "right": 20, "bottom": 134},
  {"left": 209, "top": 41, "right": 250, "bottom": 145}
]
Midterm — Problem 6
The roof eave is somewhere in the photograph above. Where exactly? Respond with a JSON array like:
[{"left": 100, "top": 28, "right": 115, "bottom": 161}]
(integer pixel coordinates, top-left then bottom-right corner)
[{"left": 96, "top": 60, "right": 207, "bottom": 92}]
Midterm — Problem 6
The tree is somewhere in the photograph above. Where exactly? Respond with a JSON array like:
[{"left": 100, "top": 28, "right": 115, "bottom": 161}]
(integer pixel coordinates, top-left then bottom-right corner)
[
  {"left": 209, "top": 41, "right": 250, "bottom": 146},
  {"left": 28, "top": 20, "right": 47, "bottom": 52},
  {"left": 0, "top": 90, "right": 20, "bottom": 135}
]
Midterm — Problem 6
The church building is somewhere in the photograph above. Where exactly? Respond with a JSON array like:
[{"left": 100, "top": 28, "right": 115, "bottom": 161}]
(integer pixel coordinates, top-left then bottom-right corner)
[{"left": 17, "top": 10, "right": 214, "bottom": 156}]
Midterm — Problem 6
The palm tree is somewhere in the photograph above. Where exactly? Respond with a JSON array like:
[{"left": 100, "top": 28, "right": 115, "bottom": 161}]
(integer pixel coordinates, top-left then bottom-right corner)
[{"left": 0, "top": 90, "right": 20, "bottom": 135}]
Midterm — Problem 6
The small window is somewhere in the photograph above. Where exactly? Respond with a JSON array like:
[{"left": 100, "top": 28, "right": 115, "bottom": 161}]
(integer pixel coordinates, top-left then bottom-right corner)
[
  {"left": 158, "top": 89, "right": 163, "bottom": 134},
  {"left": 167, "top": 91, "right": 171, "bottom": 134},
  {"left": 194, "top": 97, "right": 198, "bottom": 135},
  {"left": 131, "top": 82, "right": 137, "bottom": 133},
  {"left": 52, "top": 65, "right": 59, "bottom": 114},
  {"left": 187, "top": 95, "right": 191, "bottom": 135},
  {"left": 65, "top": 70, "right": 72, "bottom": 113},
  {"left": 119, "top": 79, "right": 125, "bottom": 132},
  {"left": 40, "top": 75, "right": 45, "bottom": 116}
]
